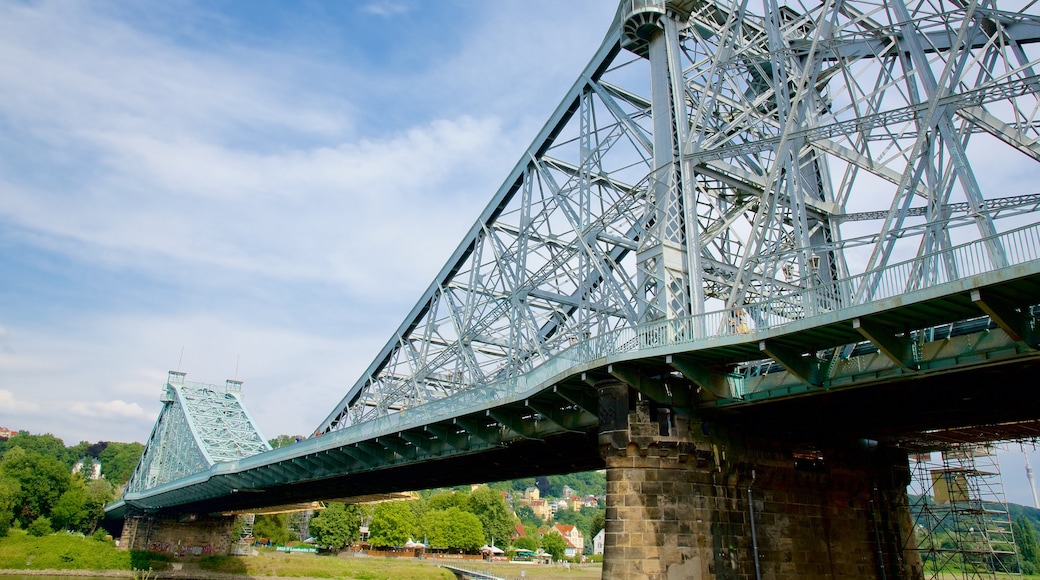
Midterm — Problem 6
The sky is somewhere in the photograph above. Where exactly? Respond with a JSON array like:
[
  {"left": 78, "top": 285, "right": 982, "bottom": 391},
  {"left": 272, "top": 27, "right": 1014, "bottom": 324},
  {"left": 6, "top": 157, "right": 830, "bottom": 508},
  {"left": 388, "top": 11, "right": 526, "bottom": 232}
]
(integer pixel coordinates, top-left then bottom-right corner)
[
  {"left": 0, "top": 0, "right": 617, "bottom": 440},
  {"left": 2, "top": 0, "right": 1040, "bottom": 509}
]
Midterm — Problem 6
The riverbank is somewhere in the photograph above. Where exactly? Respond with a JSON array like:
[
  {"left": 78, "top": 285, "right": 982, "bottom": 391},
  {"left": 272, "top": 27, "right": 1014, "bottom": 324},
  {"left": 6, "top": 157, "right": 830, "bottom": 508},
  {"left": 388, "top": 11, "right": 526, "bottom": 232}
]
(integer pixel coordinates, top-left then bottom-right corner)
[{"left": 0, "top": 531, "right": 601, "bottom": 579}]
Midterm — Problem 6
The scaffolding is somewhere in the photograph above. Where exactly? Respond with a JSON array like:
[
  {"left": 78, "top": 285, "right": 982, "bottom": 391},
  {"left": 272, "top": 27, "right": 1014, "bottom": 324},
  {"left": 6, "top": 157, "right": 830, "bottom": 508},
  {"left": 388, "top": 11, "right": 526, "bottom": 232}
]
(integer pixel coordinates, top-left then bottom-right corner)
[{"left": 908, "top": 444, "right": 1020, "bottom": 579}]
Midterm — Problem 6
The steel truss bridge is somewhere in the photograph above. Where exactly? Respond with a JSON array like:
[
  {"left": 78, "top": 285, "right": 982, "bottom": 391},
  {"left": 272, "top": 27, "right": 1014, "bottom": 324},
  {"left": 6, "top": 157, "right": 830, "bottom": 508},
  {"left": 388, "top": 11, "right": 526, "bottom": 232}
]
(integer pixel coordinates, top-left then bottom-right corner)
[{"left": 111, "top": 0, "right": 1040, "bottom": 518}]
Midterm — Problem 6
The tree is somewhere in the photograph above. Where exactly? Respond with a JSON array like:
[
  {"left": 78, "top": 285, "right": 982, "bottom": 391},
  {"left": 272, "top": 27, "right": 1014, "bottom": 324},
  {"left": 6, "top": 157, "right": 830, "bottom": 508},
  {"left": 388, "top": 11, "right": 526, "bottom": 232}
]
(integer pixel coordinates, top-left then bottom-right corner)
[
  {"left": 428, "top": 490, "right": 468, "bottom": 511},
  {"left": 0, "top": 446, "right": 71, "bottom": 527},
  {"left": 268, "top": 435, "right": 302, "bottom": 449},
  {"left": 0, "top": 475, "right": 19, "bottom": 537},
  {"left": 513, "top": 535, "right": 539, "bottom": 552},
  {"left": 0, "top": 433, "right": 71, "bottom": 467},
  {"left": 97, "top": 442, "right": 144, "bottom": 485},
  {"left": 368, "top": 501, "right": 417, "bottom": 549},
  {"left": 541, "top": 530, "right": 567, "bottom": 561},
  {"left": 421, "top": 507, "right": 484, "bottom": 552},
  {"left": 310, "top": 503, "right": 361, "bottom": 550},
  {"left": 50, "top": 477, "right": 90, "bottom": 532},
  {"left": 466, "top": 486, "right": 516, "bottom": 548},
  {"left": 253, "top": 513, "right": 290, "bottom": 546},
  {"left": 1015, "top": 516, "right": 1039, "bottom": 574},
  {"left": 515, "top": 504, "right": 542, "bottom": 528}
]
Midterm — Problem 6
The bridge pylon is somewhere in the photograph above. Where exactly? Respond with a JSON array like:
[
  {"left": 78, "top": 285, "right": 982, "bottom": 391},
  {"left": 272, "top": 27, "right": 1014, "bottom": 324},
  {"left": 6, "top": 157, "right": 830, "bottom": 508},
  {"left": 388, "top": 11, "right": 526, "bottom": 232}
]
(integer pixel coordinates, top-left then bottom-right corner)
[{"left": 125, "top": 371, "right": 271, "bottom": 495}]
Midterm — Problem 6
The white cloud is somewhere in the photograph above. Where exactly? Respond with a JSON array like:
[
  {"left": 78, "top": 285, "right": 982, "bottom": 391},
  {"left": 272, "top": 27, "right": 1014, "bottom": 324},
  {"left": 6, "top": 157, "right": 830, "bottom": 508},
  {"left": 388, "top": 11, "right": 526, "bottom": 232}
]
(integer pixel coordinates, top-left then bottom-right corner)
[
  {"left": 67, "top": 400, "right": 149, "bottom": 420},
  {"left": 0, "top": 390, "right": 40, "bottom": 414}
]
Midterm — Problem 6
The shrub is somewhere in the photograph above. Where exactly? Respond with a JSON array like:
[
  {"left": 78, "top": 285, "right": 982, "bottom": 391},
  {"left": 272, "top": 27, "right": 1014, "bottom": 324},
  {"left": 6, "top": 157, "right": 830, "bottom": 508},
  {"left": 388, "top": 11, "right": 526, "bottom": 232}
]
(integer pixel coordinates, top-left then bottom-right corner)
[{"left": 27, "top": 516, "right": 52, "bottom": 537}]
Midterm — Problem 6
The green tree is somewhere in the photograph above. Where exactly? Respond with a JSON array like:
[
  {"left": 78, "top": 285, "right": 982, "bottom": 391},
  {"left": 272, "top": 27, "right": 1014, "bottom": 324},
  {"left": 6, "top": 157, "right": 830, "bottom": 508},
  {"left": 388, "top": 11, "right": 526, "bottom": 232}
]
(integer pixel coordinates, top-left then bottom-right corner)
[
  {"left": 513, "top": 535, "right": 539, "bottom": 552},
  {"left": 368, "top": 501, "right": 417, "bottom": 549},
  {"left": 421, "top": 507, "right": 484, "bottom": 552},
  {"left": 1015, "top": 516, "right": 1039, "bottom": 574},
  {"left": 50, "top": 477, "right": 90, "bottom": 532},
  {"left": 97, "top": 442, "right": 144, "bottom": 485},
  {"left": 253, "top": 513, "right": 290, "bottom": 546},
  {"left": 0, "top": 433, "right": 71, "bottom": 467},
  {"left": 466, "top": 486, "right": 515, "bottom": 548},
  {"left": 0, "top": 475, "right": 19, "bottom": 536},
  {"left": 541, "top": 530, "right": 567, "bottom": 561},
  {"left": 428, "top": 490, "right": 468, "bottom": 511},
  {"left": 590, "top": 509, "right": 605, "bottom": 536},
  {"left": 83, "top": 478, "right": 115, "bottom": 534},
  {"left": 515, "top": 504, "right": 542, "bottom": 528},
  {"left": 0, "top": 446, "right": 71, "bottom": 527},
  {"left": 268, "top": 435, "right": 302, "bottom": 449},
  {"left": 310, "top": 503, "right": 361, "bottom": 550}
]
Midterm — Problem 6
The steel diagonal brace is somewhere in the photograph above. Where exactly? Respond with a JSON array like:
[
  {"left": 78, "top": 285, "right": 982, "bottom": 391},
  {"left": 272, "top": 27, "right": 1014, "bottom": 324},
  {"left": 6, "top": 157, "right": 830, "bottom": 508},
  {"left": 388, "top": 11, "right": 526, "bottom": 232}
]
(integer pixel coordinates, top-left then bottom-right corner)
[
  {"left": 524, "top": 398, "right": 589, "bottom": 432},
  {"left": 607, "top": 364, "right": 677, "bottom": 406},
  {"left": 852, "top": 318, "right": 919, "bottom": 371},
  {"left": 666, "top": 354, "right": 733, "bottom": 402},
  {"left": 358, "top": 441, "right": 390, "bottom": 464},
  {"left": 397, "top": 431, "right": 434, "bottom": 455},
  {"left": 971, "top": 289, "right": 1037, "bottom": 347},
  {"left": 424, "top": 424, "right": 465, "bottom": 450},
  {"left": 485, "top": 408, "right": 533, "bottom": 439},
  {"left": 454, "top": 416, "right": 499, "bottom": 445},
  {"left": 553, "top": 384, "right": 599, "bottom": 415},
  {"left": 374, "top": 436, "right": 413, "bottom": 460},
  {"left": 759, "top": 341, "right": 821, "bottom": 386}
]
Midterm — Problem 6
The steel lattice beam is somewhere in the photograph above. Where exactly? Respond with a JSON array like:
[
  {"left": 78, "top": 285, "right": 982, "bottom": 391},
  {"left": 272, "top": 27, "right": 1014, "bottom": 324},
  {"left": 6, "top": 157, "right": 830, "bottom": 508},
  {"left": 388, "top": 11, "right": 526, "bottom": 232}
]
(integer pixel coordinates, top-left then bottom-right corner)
[{"left": 316, "top": 0, "right": 1040, "bottom": 435}]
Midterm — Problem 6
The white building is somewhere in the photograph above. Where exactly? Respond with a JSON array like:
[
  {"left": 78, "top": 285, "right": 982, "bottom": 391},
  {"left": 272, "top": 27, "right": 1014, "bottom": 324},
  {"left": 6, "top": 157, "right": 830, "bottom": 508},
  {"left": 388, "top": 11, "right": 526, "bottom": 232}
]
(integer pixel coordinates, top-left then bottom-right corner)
[{"left": 593, "top": 529, "right": 604, "bottom": 555}]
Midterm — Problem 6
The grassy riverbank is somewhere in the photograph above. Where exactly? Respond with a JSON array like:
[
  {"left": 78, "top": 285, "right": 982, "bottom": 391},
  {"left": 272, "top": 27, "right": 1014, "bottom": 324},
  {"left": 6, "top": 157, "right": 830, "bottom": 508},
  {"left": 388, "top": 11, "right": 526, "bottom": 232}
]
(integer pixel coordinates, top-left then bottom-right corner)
[{"left": 0, "top": 531, "right": 602, "bottom": 579}]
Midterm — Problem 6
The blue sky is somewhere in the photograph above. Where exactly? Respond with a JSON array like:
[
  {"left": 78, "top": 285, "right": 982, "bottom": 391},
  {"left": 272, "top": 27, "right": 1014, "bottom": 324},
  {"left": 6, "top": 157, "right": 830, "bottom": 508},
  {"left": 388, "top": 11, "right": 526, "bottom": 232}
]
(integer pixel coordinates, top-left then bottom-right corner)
[
  {"left": 0, "top": 0, "right": 616, "bottom": 441},
  {"left": 3, "top": 0, "right": 1040, "bottom": 509}
]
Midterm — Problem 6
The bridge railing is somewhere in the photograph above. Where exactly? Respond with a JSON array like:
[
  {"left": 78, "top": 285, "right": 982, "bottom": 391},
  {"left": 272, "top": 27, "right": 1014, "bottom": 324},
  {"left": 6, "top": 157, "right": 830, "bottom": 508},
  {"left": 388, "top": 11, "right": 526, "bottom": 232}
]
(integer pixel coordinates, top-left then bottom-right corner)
[{"left": 334, "top": 221, "right": 1040, "bottom": 442}]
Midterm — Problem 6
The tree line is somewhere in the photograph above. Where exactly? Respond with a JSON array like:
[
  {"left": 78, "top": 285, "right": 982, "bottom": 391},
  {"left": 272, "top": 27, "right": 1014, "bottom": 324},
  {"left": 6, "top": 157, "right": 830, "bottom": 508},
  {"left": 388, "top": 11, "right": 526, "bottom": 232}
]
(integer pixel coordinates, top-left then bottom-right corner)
[{"left": 0, "top": 431, "right": 143, "bottom": 538}]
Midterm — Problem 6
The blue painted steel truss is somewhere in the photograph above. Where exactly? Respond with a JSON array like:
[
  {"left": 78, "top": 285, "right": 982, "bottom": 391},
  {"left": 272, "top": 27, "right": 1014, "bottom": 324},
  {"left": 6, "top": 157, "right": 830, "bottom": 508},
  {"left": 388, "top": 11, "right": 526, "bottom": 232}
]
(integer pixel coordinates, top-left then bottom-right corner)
[{"left": 125, "top": 371, "right": 271, "bottom": 494}]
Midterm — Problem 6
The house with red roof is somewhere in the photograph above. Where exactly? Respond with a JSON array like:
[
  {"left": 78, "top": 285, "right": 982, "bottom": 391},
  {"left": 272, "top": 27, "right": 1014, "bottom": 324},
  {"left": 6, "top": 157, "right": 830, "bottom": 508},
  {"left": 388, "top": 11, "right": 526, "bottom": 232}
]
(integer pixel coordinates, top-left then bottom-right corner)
[{"left": 552, "top": 523, "right": 584, "bottom": 557}]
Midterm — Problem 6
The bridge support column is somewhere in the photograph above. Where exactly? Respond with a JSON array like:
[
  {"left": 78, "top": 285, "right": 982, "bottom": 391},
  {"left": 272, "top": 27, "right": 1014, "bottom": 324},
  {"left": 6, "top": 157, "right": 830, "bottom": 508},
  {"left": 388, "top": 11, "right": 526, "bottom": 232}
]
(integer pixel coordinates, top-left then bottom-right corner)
[
  {"left": 119, "top": 512, "right": 236, "bottom": 556},
  {"left": 597, "top": 382, "right": 921, "bottom": 579}
]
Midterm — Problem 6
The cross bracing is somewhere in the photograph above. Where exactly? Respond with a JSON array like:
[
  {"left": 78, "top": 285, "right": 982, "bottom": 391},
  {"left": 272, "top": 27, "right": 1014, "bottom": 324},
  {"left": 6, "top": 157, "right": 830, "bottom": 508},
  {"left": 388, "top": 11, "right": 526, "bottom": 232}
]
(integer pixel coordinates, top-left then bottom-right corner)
[
  {"left": 125, "top": 372, "right": 271, "bottom": 494},
  {"left": 318, "top": 0, "right": 1040, "bottom": 434}
]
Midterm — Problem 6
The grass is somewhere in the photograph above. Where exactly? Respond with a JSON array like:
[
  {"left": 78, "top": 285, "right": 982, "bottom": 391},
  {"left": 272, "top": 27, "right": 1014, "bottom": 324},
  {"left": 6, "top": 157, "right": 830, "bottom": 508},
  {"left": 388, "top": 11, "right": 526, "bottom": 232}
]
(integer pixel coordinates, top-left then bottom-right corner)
[
  {"left": 0, "top": 529, "right": 131, "bottom": 571},
  {"left": 0, "top": 533, "right": 598, "bottom": 579}
]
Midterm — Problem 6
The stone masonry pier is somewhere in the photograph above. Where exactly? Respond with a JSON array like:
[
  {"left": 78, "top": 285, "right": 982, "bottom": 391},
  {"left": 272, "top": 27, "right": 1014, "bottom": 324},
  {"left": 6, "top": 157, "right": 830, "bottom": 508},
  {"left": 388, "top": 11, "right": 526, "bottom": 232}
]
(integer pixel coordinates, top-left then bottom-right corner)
[{"left": 598, "top": 381, "right": 921, "bottom": 579}]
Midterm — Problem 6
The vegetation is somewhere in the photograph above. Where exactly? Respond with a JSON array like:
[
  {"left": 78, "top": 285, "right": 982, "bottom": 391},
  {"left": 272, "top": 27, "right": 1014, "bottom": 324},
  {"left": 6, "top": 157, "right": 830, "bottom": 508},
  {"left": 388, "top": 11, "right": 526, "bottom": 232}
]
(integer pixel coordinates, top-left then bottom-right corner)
[
  {"left": 540, "top": 529, "right": 567, "bottom": 561},
  {"left": 253, "top": 513, "right": 292, "bottom": 546},
  {"left": 309, "top": 502, "right": 362, "bottom": 550},
  {"left": 0, "top": 528, "right": 132, "bottom": 570}
]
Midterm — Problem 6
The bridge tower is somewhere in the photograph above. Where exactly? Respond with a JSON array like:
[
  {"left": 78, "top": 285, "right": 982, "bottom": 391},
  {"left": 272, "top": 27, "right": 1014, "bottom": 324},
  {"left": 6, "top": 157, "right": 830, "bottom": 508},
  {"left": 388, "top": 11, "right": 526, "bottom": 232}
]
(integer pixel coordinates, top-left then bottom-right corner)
[{"left": 118, "top": 371, "right": 271, "bottom": 554}]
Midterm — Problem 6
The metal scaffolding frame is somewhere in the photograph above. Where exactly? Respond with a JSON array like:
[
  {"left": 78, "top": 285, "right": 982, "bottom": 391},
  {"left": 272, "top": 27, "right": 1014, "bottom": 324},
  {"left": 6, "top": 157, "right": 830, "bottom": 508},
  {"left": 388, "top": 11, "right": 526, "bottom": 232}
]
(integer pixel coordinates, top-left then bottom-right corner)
[{"left": 908, "top": 444, "right": 1020, "bottom": 579}]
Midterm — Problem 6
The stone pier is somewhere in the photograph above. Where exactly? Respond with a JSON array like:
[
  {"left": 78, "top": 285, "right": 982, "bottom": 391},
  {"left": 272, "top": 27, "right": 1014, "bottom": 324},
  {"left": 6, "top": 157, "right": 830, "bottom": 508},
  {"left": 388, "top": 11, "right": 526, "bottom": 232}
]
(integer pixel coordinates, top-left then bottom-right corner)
[
  {"left": 598, "top": 382, "right": 921, "bottom": 579},
  {"left": 119, "top": 512, "right": 236, "bottom": 556}
]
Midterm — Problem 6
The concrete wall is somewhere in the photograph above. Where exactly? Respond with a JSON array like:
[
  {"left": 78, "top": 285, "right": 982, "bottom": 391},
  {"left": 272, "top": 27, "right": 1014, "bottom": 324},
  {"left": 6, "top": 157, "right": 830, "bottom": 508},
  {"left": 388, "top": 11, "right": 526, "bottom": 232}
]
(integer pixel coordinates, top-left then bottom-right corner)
[{"left": 598, "top": 383, "right": 921, "bottom": 579}]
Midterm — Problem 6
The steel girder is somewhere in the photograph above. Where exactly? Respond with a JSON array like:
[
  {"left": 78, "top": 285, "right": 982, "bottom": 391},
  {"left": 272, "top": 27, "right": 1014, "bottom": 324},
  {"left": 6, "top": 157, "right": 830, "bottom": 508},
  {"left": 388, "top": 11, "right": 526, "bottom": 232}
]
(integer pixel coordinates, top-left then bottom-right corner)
[
  {"left": 318, "top": 0, "right": 1040, "bottom": 434},
  {"left": 125, "top": 372, "right": 271, "bottom": 494}
]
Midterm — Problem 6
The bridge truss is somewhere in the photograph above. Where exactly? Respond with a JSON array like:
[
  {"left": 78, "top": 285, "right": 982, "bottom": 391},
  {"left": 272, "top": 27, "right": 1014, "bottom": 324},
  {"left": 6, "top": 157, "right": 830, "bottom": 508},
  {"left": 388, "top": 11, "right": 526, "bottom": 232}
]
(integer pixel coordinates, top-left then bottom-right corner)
[
  {"left": 318, "top": 0, "right": 1040, "bottom": 434},
  {"left": 125, "top": 372, "right": 271, "bottom": 494}
]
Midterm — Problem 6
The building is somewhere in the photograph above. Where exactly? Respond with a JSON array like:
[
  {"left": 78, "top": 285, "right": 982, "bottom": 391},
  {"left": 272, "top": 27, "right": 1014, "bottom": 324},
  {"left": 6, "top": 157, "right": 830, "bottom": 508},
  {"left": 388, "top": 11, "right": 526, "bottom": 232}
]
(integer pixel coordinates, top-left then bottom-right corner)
[
  {"left": 527, "top": 499, "right": 552, "bottom": 522},
  {"left": 73, "top": 457, "right": 102, "bottom": 480},
  {"left": 553, "top": 524, "right": 584, "bottom": 557},
  {"left": 593, "top": 529, "right": 604, "bottom": 555},
  {"left": 0, "top": 426, "right": 13, "bottom": 440}
]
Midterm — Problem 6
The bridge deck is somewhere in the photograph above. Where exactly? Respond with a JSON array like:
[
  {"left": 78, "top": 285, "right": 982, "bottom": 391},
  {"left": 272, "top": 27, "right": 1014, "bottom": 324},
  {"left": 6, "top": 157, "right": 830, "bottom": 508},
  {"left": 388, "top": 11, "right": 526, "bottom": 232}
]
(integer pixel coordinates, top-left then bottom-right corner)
[{"left": 108, "top": 258, "right": 1040, "bottom": 519}]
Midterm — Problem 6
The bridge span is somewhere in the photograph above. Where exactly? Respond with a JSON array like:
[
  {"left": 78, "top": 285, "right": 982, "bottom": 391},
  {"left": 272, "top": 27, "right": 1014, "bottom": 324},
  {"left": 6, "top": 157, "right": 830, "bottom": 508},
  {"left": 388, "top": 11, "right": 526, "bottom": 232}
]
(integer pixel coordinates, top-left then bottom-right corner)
[{"left": 109, "top": 0, "right": 1040, "bottom": 578}]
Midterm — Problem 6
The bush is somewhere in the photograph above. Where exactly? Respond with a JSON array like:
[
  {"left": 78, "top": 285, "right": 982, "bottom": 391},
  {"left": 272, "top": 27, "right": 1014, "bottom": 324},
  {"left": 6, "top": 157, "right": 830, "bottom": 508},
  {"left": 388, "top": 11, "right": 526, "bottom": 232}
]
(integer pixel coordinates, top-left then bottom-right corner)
[
  {"left": 92, "top": 527, "right": 114, "bottom": 544},
  {"left": 27, "top": 516, "right": 52, "bottom": 537},
  {"left": 130, "top": 550, "right": 171, "bottom": 571}
]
